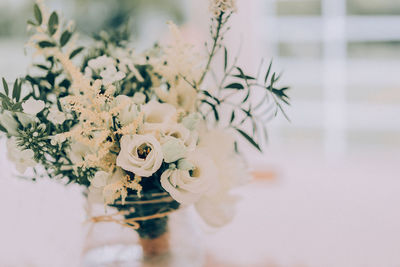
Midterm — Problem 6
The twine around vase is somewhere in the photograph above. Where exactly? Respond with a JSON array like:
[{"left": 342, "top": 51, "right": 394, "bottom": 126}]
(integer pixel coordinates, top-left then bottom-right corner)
[{"left": 86, "top": 195, "right": 178, "bottom": 230}]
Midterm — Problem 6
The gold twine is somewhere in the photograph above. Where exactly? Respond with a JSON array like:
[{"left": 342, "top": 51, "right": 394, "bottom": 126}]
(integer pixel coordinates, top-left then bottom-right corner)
[
  {"left": 87, "top": 196, "right": 177, "bottom": 230},
  {"left": 89, "top": 209, "right": 175, "bottom": 230}
]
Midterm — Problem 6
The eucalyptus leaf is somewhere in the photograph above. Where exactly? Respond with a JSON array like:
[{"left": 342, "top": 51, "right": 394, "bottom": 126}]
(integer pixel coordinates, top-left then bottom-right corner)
[
  {"left": 48, "top": 12, "right": 59, "bottom": 36},
  {"left": 33, "top": 4, "right": 42, "bottom": 25},
  {"left": 0, "top": 123, "right": 7, "bottom": 133},
  {"left": 60, "top": 31, "right": 72, "bottom": 47},
  {"left": 38, "top": 41, "right": 56, "bottom": 48},
  {"left": 69, "top": 47, "right": 84, "bottom": 59},
  {"left": 2, "top": 78, "right": 9, "bottom": 96}
]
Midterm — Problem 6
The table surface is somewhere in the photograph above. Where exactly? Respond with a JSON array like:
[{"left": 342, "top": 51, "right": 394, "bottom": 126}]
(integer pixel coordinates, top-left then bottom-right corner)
[{"left": 0, "top": 145, "right": 399, "bottom": 267}]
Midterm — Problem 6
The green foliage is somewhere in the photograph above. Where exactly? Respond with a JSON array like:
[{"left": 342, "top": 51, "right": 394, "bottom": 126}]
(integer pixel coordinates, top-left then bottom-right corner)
[
  {"left": 193, "top": 11, "right": 291, "bottom": 152},
  {"left": 33, "top": 4, "right": 42, "bottom": 25},
  {"left": 48, "top": 12, "right": 59, "bottom": 36}
]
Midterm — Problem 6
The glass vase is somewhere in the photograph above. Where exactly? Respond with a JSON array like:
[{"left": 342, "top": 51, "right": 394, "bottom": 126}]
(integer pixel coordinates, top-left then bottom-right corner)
[{"left": 81, "top": 193, "right": 205, "bottom": 267}]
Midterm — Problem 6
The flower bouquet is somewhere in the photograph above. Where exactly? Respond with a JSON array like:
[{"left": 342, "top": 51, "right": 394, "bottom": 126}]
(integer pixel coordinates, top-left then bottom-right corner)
[{"left": 0, "top": 0, "right": 289, "bottom": 263}]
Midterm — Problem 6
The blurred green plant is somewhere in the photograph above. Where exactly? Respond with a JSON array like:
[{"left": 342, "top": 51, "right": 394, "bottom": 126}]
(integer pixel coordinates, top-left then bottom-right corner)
[{"left": 0, "top": 0, "right": 185, "bottom": 38}]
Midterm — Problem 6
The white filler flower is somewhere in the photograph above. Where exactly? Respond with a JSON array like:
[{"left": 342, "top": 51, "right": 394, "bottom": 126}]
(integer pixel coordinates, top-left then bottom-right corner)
[
  {"left": 6, "top": 137, "right": 36, "bottom": 174},
  {"left": 47, "top": 106, "right": 66, "bottom": 125},
  {"left": 22, "top": 98, "right": 45, "bottom": 115},
  {"left": 160, "top": 149, "right": 217, "bottom": 204},
  {"left": 116, "top": 134, "right": 164, "bottom": 177}
]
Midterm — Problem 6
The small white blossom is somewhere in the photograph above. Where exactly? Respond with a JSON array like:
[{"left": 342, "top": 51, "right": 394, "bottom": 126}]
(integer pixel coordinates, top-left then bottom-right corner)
[
  {"left": 209, "top": 0, "right": 237, "bottom": 16},
  {"left": 47, "top": 106, "right": 66, "bottom": 125},
  {"left": 132, "top": 92, "right": 146, "bottom": 105},
  {"left": 100, "top": 65, "right": 126, "bottom": 86},
  {"left": 6, "top": 137, "right": 36, "bottom": 174},
  {"left": 22, "top": 98, "right": 45, "bottom": 115}
]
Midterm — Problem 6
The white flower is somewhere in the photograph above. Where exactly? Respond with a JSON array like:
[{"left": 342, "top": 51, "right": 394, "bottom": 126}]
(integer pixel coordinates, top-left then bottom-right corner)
[
  {"left": 88, "top": 168, "right": 124, "bottom": 204},
  {"left": 209, "top": 0, "right": 237, "bottom": 17},
  {"left": 0, "top": 111, "right": 19, "bottom": 136},
  {"left": 22, "top": 98, "right": 45, "bottom": 115},
  {"left": 47, "top": 106, "right": 66, "bottom": 125},
  {"left": 68, "top": 140, "right": 93, "bottom": 165},
  {"left": 182, "top": 113, "right": 201, "bottom": 131},
  {"left": 161, "top": 137, "right": 187, "bottom": 163},
  {"left": 87, "top": 55, "right": 126, "bottom": 85},
  {"left": 141, "top": 100, "right": 177, "bottom": 132},
  {"left": 160, "top": 149, "right": 218, "bottom": 204},
  {"left": 162, "top": 123, "right": 198, "bottom": 152},
  {"left": 100, "top": 65, "right": 126, "bottom": 85},
  {"left": 132, "top": 92, "right": 146, "bottom": 105},
  {"left": 193, "top": 129, "right": 249, "bottom": 227},
  {"left": 88, "top": 55, "right": 114, "bottom": 70},
  {"left": 195, "top": 193, "right": 240, "bottom": 227},
  {"left": 114, "top": 95, "right": 138, "bottom": 126},
  {"left": 116, "top": 134, "right": 163, "bottom": 177},
  {"left": 6, "top": 137, "right": 36, "bottom": 174}
]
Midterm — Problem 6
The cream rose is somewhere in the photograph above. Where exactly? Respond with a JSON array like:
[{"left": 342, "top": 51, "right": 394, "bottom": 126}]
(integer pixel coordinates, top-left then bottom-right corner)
[
  {"left": 141, "top": 100, "right": 176, "bottom": 133},
  {"left": 162, "top": 123, "right": 198, "bottom": 151},
  {"left": 160, "top": 149, "right": 218, "bottom": 204},
  {"left": 114, "top": 95, "right": 138, "bottom": 126},
  {"left": 116, "top": 134, "right": 163, "bottom": 177}
]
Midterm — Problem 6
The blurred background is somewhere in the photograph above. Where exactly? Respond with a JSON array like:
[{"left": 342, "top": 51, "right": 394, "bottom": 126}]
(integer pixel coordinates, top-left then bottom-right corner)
[{"left": 0, "top": 0, "right": 399, "bottom": 266}]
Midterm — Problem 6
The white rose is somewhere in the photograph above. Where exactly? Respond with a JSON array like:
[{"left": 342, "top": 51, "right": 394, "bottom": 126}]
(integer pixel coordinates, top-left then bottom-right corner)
[
  {"left": 22, "top": 98, "right": 45, "bottom": 115},
  {"left": 47, "top": 106, "right": 66, "bottom": 125},
  {"left": 161, "top": 137, "right": 187, "bottom": 163},
  {"left": 6, "top": 137, "right": 36, "bottom": 174},
  {"left": 141, "top": 101, "right": 176, "bottom": 133},
  {"left": 0, "top": 111, "right": 19, "bottom": 136},
  {"left": 116, "top": 134, "right": 163, "bottom": 177},
  {"left": 160, "top": 149, "right": 218, "bottom": 204},
  {"left": 115, "top": 95, "right": 138, "bottom": 126},
  {"left": 162, "top": 123, "right": 198, "bottom": 151}
]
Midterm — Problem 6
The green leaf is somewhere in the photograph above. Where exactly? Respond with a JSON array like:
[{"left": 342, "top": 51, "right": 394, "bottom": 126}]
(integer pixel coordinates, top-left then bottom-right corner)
[
  {"left": 69, "top": 47, "right": 84, "bottom": 59},
  {"left": 33, "top": 4, "right": 42, "bottom": 25},
  {"left": 201, "top": 100, "right": 219, "bottom": 121},
  {"left": 27, "top": 20, "right": 37, "bottom": 26},
  {"left": 230, "top": 110, "right": 235, "bottom": 123},
  {"left": 34, "top": 64, "right": 49, "bottom": 70},
  {"left": 234, "top": 67, "right": 255, "bottom": 81},
  {"left": 60, "top": 31, "right": 72, "bottom": 47},
  {"left": 48, "top": 12, "right": 59, "bottom": 36},
  {"left": 223, "top": 47, "right": 228, "bottom": 71},
  {"left": 232, "top": 74, "right": 256, "bottom": 80},
  {"left": 264, "top": 60, "right": 273, "bottom": 84},
  {"left": 0, "top": 123, "right": 7, "bottom": 133},
  {"left": 12, "top": 79, "right": 21, "bottom": 102},
  {"left": 235, "top": 128, "right": 261, "bottom": 152},
  {"left": 0, "top": 92, "right": 8, "bottom": 100},
  {"left": 38, "top": 41, "right": 56, "bottom": 48},
  {"left": 2, "top": 78, "right": 9, "bottom": 96},
  {"left": 224, "top": 83, "right": 244, "bottom": 90}
]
